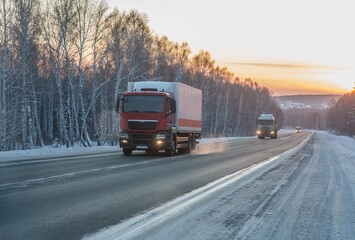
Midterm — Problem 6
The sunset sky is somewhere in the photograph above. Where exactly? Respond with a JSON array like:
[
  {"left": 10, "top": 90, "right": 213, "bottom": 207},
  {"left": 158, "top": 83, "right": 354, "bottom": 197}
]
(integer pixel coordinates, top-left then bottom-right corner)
[{"left": 107, "top": 0, "right": 355, "bottom": 96}]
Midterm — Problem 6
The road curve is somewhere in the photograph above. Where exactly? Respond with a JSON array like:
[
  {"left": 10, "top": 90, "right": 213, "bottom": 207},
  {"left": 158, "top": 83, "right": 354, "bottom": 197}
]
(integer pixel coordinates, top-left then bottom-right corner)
[{"left": 0, "top": 132, "right": 310, "bottom": 240}]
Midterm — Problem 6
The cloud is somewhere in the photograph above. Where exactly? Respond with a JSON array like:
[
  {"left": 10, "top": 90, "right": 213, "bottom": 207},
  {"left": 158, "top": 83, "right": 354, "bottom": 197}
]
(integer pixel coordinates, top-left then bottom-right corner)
[{"left": 225, "top": 62, "right": 342, "bottom": 70}]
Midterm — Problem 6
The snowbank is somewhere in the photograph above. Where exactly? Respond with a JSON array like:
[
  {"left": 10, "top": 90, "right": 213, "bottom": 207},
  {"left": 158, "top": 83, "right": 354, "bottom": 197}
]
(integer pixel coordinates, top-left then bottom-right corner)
[
  {"left": 0, "top": 136, "right": 251, "bottom": 163},
  {"left": 0, "top": 146, "right": 121, "bottom": 163}
]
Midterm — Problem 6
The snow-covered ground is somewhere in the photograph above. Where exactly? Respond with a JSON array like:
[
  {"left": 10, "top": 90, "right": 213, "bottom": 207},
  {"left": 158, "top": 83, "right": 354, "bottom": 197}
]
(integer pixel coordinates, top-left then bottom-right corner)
[
  {"left": 84, "top": 131, "right": 355, "bottom": 240},
  {"left": 0, "top": 136, "right": 257, "bottom": 163},
  {"left": 0, "top": 145, "right": 122, "bottom": 163},
  {"left": 278, "top": 100, "right": 329, "bottom": 110}
]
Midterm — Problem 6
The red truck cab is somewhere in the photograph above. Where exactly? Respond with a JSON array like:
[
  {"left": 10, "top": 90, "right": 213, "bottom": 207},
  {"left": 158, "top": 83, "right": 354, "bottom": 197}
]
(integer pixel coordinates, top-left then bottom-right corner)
[{"left": 119, "top": 91, "right": 177, "bottom": 155}]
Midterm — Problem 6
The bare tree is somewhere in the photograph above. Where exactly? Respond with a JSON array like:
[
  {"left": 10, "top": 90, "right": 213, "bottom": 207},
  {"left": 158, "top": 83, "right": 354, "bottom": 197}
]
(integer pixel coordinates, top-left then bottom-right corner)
[
  {"left": 0, "top": 0, "right": 11, "bottom": 150},
  {"left": 41, "top": 0, "right": 75, "bottom": 147},
  {"left": 327, "top": 91, "right": 355, "bottom": 137},
  {"left": 11, "top": 0, "right": 42, "bottom": 149}
]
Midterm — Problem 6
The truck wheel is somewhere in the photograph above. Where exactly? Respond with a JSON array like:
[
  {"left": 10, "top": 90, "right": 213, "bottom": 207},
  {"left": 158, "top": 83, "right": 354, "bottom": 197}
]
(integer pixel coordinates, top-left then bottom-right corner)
[
  {"left": 123, "top": 148, "right": 132, "bottom": 156},
  {"left": 165, "top": 138, "right": 176, "bottom": 156},
  {"left": 258, "top": 136, "right": 264, "bottom": 139}
]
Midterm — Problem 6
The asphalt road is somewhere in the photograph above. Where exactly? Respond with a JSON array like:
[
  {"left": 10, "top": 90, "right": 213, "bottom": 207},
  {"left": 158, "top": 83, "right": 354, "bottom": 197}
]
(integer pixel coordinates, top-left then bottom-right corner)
[{"left": 0, "top": 132, "right": 310, "bottom": 240}]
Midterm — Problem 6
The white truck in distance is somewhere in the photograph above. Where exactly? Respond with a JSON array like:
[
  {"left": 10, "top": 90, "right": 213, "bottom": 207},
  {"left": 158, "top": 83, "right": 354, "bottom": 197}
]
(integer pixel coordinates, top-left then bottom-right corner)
[{"left": 256, "top": 114, "right": 278, "bottom": 139}]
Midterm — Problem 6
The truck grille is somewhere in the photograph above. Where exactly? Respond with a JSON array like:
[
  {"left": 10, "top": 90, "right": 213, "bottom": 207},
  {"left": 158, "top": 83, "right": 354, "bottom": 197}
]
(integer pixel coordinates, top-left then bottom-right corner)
[
  {"left": 132, "top": 134, "right": 155, "bottom": 140},
  {"left": 128, "top": 120, "right": 157, "bottom": 130},
  {"left": 129, "top": 133, "right": 156, "bottom": 146}
]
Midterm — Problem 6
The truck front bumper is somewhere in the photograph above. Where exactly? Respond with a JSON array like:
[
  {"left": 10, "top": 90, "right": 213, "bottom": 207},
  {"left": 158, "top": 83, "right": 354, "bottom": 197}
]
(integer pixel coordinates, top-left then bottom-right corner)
[
  {"left": 119, "top": 132, "right": 170, "bottom": 150},
  {"left": 257, "top": 131, "right": 277, "bottom": 137}
]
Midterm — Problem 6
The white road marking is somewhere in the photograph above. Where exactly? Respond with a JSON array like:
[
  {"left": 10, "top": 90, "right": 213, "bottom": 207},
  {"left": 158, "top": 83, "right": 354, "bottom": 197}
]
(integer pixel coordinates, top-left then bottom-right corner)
[
  {"left": 0, "top": 152, "right": 120, "bottom": 167},
  {"left": 0, "top": 155, "right": 186, "bottom": 190}
]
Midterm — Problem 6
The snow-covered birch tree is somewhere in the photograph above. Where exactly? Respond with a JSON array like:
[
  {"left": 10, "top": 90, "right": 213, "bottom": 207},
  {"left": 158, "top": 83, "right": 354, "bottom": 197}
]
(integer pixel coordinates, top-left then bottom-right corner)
[{"left": 0, "top": 0, "right": 11, "bottom": 150}]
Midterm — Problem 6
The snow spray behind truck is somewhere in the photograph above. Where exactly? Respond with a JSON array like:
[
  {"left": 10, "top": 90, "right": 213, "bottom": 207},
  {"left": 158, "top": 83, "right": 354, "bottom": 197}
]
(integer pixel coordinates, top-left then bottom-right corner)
[
  {"left": 256, "top": 114, "right": 278, "bottom": 139},
  {"left": 116, "top": 81, "right": 202, "bottom": 156}
]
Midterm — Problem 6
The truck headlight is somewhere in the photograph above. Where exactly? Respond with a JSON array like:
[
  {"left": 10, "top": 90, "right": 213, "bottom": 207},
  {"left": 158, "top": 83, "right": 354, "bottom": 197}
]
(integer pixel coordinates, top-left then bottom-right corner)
[
  {"left": 156, "top": 133, "right": 166, "bottom": 139},
  {"left": 257, "top": 130, "right": 261, "bottom": 135},
  {"left": 270, "top": 131, "right": 275, "bottom": 134}
]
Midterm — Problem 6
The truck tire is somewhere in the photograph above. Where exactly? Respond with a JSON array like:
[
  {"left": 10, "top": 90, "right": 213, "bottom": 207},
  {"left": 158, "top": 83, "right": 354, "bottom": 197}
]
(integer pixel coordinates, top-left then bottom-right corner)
[
  {"left": 123, "top": 148, "right": 132, "bottom": 156},
  {"left": 258, "top": 136, "right": 265, "bottom": 139},
  {"left": 165, "top": 137, "right": 176, "bottom": 156}
]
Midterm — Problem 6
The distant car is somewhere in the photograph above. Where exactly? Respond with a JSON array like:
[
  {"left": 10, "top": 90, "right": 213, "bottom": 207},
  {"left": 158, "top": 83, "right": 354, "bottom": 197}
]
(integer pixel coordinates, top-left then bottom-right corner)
[{"left": 295, "top": 126, "right": 301, "bottom": 133}]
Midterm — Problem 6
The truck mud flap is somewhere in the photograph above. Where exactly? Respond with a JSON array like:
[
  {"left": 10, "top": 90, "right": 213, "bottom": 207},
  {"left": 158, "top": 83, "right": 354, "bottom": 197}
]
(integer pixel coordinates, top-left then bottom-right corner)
[
  {"left": 176, "top": 143, "right": 189, "bottom": 148},
  {"left": 176, "top": 136, "right": 189, "bottom": 142}
]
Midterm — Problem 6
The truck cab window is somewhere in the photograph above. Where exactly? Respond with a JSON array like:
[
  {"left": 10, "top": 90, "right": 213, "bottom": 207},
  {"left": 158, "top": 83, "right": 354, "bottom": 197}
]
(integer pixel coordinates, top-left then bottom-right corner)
[
  {"left": 258, "top": 120, "right": 274, "bottom": 125},
  {"left": 124, "top": 95, "right": 165, "bottom": 113}
]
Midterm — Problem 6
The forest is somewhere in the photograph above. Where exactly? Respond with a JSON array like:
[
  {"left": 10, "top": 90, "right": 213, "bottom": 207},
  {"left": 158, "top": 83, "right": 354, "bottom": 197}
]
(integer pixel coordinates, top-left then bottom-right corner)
[
  {"left": 0, "top": 0, "right": 282, "bottom": 151},
  {"left": 283, "top": 108, "right": 328, "bottom": 130},
  {"left": 327, "top": 90, "right": 355, "bottom": 137},
  {"left": 279, "top": 90, "right": 355, "bottom": 137}
]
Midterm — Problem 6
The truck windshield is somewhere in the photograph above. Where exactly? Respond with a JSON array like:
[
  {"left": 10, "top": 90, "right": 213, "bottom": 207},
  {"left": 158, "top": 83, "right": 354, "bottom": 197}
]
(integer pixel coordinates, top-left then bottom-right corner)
[
  {"left": 123, "top": 95, "right": 165, "bottom": 113},
  {"left": 259, "top": 120, "right": 274, "bottom": 125}
]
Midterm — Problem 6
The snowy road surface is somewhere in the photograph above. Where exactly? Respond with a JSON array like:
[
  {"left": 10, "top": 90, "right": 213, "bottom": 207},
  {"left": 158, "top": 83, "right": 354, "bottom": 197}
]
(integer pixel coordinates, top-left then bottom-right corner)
[
  {"left": 1, "top": 131, "right": 354, "bottom": 240},
  {"left": 86, "top": 131, "right": 355, "bottom": 240}
]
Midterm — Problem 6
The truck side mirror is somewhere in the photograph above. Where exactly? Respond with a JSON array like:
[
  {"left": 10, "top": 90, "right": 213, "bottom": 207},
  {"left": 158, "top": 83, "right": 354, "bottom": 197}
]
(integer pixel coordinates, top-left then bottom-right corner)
[
  {"left": 171, "top": 99, "right": 176, "bottom": 114},
  {"left": 115, "top": 97, "right": 122, "bottom": 113}
]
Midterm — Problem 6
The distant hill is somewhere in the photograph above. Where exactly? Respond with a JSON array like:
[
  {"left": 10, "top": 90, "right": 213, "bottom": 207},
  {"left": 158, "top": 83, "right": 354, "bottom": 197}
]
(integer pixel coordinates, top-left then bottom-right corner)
[{"left": 273, "top": 95, "right": 341, "bottom": 110}]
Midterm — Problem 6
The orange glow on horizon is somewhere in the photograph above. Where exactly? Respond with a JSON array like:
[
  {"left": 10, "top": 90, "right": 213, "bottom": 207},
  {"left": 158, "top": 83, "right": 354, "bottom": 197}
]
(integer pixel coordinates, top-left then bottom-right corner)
[
  {"left": 221, "top": 61, "right": 353, "bottom": 96},
  {"left": 252, "top": 78, "right": 348, "bottom": 96}
]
